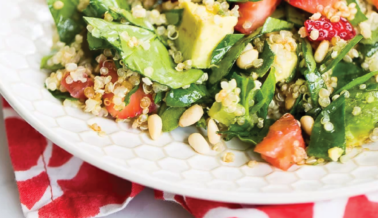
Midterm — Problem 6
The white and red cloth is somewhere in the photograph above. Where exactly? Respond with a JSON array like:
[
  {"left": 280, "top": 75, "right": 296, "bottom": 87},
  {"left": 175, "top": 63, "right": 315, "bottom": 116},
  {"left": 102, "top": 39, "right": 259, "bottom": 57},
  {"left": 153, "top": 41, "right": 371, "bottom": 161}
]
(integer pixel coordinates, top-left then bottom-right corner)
[{"left": 3, "top": 98, "right": 378, "bottom": 218}]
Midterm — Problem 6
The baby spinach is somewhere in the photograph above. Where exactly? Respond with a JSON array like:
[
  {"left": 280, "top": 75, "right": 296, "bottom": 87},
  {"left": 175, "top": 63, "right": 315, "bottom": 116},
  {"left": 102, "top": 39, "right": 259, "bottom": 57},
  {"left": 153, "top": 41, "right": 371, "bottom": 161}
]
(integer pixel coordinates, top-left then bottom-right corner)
[
  {"left": 40, "top": 53, "right": 63, "bottom": 71},
  {"left": 166, "top": 84, "right": 208, "bottom": 107},
  {"left": 360, "top": 42, "right": 378, "bottom": 58},
  {"left": 154, "top": 92, "right": 164, "bottom": 104},
  {"left": 306, "top": 95, "right": 346, "bottom": 161},
  {"left": 249, "top": 69, "right": 276, "bottom": 118},
  {"left": 49, "top": 89, "right": 77, "bottom": 100},
  {"left": 84, "top": 17, "right": 204, "bottom": 88},
  {"left": 209, "top": 17, "right": 293, "bottom": 85},
  {"left": 210, "top": 34, "right": 244, "bottom": 65},
  {"left": 332, "top": 61, "right": 366, "bottom": 90},
  {"left": 109, "top": 7, "right": 154, "bottom": 31},
  {"left": 164, "top": 9, "right": 184, "bottom": 26},
  {"left": 47, "top": 0, "right": 84, "bottom": 44},
  {"left": 333, "top": 71, "right": 378, "bottom": 96},
  {"left": 252, "top": 40, "right": 275, "bottom": 77},
  {"left": 160, "top": 107, "right": 186, "bottom": 132},
  {"left": 87, "top": 32, "right": 112, "bottom": 50},
  {"left": 83, "top": 0, "right": 130, "bottom": 17},
  {"left": 301, "top": 39, "right": 326, "bottom": 108},
  {"left": 320, "top": 35, "right": 363, "bottom": 73},
  {"left": 346, "top": 0, "right": 367, "bottom": 25}
]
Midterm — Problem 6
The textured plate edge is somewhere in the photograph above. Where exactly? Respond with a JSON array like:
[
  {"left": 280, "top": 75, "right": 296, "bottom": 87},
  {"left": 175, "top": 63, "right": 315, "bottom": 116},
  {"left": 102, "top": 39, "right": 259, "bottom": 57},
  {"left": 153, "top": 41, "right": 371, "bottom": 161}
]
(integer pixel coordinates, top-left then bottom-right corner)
[{"left": 1, "top": 82, "right": 378, "bottom": 204}]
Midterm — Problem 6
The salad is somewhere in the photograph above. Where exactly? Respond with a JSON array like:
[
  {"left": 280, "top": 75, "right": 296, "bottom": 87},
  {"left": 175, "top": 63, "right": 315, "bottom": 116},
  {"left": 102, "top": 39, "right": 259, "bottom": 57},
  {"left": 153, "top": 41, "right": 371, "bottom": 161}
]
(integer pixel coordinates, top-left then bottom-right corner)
[{"left": 42, "top": 0, "right": 378, "bottom": 171}]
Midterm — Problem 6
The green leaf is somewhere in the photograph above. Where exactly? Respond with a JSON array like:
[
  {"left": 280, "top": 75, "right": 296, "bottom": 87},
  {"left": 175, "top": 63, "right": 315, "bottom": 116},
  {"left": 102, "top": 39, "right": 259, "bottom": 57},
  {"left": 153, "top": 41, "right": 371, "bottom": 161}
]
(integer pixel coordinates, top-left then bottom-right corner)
[
  {"left": 346, "top": 0, "right": 367, "bottom": 25},
  {"left": 332, "top": 61, "right": 367, "bottom": 90},
  {"left": 210, "top": 34, "right": 244, "bottom": 65},
  {"left": 360, "top": 42, "right": 378, "bottom": 58},
  {"left": 154, "top": 92, "right": 164, "bottom": 104},
  {"left": 333, "top": 71, "right": 378, "bottom": 96},
  {"left": 164, "top": 9, "right": 184, "bottom": 26},
  {"left": 40, "top": 53, "right": 63, "bottom": 71},
  {"left": 249, "top": 69, "right": 276, "bottom": 118},
  {"left": 124, "top": 85, "right": 139, "bottom": 106},
  {"left": 84, "top": 17, "right": 204, "bottom": 89},
  {"left": 290, "top": 93, "right": 305, "bottom": 119},
  {"left": 109, "top": 7, "right": 154, "bottom": 31},
  {"left": 83, "top": 0, "right": 130, "bottom": 17},
  {"left": 196, "top": 117, "right": 207, "bottom": 129},
  {"left": 301, "top": 39, "right": 326, "bottom": 108},
  {"left": 47, "top": 0, "right": 85, "bottom": 44},
  {"left": 306, "top": 96, "right": 346, "bottom": 161},
  {"left": 87, "top": 32, "right": 112, "bottom": 50},
  {"left": 252, "top": 40, "right": 275, "bottom": 77},
  {"left": 209, "top": 17, "right": 293, "bottom": 85},
  {"left": 48, "top": 89, "right": 77, "bottom": 100},
  {"left": 320, "top": 35, "right": 363, "bottom": 73},
  {"left": 285, "top": 3, "right": 309, "bottom": 28},
  {"left": 166, "top": 84, "right": 208, "bottom": 107},
  {"left": 161, "top": 107, "right": 186, "bottom": 132}
]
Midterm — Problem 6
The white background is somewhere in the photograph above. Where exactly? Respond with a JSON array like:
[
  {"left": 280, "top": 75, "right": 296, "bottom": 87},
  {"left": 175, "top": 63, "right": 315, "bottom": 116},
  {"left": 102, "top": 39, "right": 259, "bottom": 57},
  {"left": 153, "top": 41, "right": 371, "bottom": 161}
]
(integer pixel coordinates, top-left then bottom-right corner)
[{"left": 0, "top": 98, "right": 194, "bottom": 218}]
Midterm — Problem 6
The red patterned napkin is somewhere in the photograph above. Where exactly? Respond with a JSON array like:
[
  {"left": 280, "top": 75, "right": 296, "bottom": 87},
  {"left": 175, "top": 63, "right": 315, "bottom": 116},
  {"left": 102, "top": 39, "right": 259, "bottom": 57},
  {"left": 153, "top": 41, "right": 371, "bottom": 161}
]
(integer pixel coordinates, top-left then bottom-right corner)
[{"left": 2, "top": 98, "right": 378, "bottom": 218}]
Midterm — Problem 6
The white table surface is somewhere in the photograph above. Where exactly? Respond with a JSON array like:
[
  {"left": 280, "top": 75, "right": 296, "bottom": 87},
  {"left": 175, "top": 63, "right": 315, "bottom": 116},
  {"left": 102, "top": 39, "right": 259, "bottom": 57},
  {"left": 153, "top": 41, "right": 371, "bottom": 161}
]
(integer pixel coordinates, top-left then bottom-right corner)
[{"left": 0, "top": 98, "right": 194, "bottom": 218}]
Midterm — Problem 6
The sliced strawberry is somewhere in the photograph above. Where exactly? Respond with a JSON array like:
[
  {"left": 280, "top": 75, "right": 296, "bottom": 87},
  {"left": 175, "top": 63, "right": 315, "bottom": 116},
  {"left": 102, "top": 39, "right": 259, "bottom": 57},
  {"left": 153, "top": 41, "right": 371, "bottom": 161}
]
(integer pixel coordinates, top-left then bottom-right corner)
[
  {"left": 61, "top": 72, "right": 94, "bottom": 100},
  {"left": 304, "top": 16, "right": 356, "bottom": 41},
  {"left": 254, "top": 113, "right": 306, "bottom": 171},
  {"left": 104, "top": 85, "right": 156, "bottom": 119},
  {"left": 235, "top": 0, "right": 281, "bottom": 34},
  {"left": 285, "top": 0, "right": 338, "bottom": 14}
]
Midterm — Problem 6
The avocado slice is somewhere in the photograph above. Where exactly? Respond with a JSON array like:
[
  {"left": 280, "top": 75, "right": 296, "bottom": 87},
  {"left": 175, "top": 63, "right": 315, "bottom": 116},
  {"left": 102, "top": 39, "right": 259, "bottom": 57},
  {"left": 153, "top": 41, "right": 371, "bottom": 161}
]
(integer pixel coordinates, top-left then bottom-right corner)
[
  {"left": 208, "top": 102, "right": 237, "bottom": 126},
  {"left": 345, "top": 79, "right": 378, "bottom": 147},
  {"left": 270, "top": 43, "right": 297, "bottom": 82},
  {"left": 176, "top": 1, "right": 238, "bottom": 69}
]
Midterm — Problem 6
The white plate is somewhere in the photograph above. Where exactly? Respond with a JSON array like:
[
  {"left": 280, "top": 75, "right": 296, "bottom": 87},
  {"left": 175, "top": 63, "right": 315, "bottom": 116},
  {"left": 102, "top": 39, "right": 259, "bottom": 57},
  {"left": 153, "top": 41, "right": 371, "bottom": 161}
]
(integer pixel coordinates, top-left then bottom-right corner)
[{"left": 2, "top": 0, "right": 378, "bottom": 205}]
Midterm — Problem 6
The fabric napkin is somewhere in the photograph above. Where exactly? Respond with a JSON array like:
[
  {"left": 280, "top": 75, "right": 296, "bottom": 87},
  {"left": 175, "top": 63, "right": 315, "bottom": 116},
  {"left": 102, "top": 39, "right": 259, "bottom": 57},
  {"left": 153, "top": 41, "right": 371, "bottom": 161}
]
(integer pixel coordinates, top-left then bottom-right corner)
[{"left": 2, "top": 98, "right": 378, "bottom": 218}]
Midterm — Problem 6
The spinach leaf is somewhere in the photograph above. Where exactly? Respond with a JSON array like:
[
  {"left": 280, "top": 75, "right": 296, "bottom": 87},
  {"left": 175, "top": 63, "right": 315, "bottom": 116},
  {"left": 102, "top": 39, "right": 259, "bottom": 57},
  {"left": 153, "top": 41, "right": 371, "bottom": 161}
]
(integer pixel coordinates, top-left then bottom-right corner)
[
  {"left": 209, "top": 17, "right": 293, "bottom": 85},
  {"left": 196, "top": 117, "right": 207, "bottom": 129},
  {"left": 320, "top": 35, "right": 363, "bottom": 73},
  {"left": 87, "top": 32, "right": 112, "bottom": 50},
  {"left": 306, "top": 96, "right": 346, "bottom": 161},
  {"left": 109, "top": 7, "right": 154, "bottom": 31},
  {"left": 161, "top": 107, "right": 186, "bottom": 132},
  {"left": 210, "top": 34, "right": 244, "bottom": 65},
  {"left": 346, "top": 0, "right": 367, "bottom": 25},
  {"left": 166, "top": 84, "right": 208, "bottom": 107},
  {"left": 252, "top": 40, "right": 275, "bottom": 77},
  {"left": 164, "top": 9, "right": 184, "bottom": 26},
  {"left": 83, "top": 0, "right": 130, "bottom": 17},
  {"left": 249, "top": 69, "right": 276, "bottom": 118},
  {"left": 124, "top": 85, "right": 139, "bottom": 106},
  {"left": 49, "top": 89, "right": 77, "bottom": 100},
  {"left": 301, "top": 39, "right": 326, "bottom": 108},
  {"left": 360, "top": 42, "right": 378, "bottom": 58},
  {"left": 332, "top": 61, "right": 366, "bottom": 90},
  {"left": 47, "top": 0, "right": 84, "bottom": 44},
  {"left": 290, "top": 93, "right": 305, "bottom": 119},
  {"left": 154, "top": 92, "right": 164, "bottom": 104},
  {"left": 84, "top": 17, "right": 204, "bottom": 89},
  {"left": 285, "top": 4, "right": 309, "bottom": 28},
  {"left": 333, "top": 71, "right": 378, "bottom": 96},
  {"left": 158, "top": 102, "right": 168, "bottom": 116},
  {"left": 40, "top": 53, "right": 63, "bottom": 71}
]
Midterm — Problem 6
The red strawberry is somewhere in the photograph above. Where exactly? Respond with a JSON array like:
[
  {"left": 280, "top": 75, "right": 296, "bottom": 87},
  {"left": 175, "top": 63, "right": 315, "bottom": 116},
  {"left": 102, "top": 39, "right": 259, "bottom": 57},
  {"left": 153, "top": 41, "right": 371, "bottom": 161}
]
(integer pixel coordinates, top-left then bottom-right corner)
[
  {"left": 61, "top": 72, "right": 94, "bottom": 100},
  {"left": 304, "top": 16, "right": 356, "bottom": 41}
]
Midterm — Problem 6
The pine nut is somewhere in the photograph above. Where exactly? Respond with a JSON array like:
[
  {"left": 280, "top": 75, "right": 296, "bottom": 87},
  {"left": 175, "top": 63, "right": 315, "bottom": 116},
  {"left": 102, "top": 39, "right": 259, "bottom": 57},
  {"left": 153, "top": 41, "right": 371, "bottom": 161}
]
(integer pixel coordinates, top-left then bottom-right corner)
[
  {"left": 300, "top": 115, "right": 314, "bottom": 136},
  {"left": 208, "top": 119, "right": 221, "bottom": 145},
  {"left": 315, "top": 40, "right": 330, "bottom": 63},
  {"left": 236, "top": 49, "right": 259, "bottom": 69},
  {"left": 179, "top": 104, "right": 204, "bottom": 127},
  {"left": 188, "top": 133, "right": 210, "bottom": 154},
  {"left": 285, "top": 94, "right": 296, "bottom": 110},
  {"left": 148, "top": 114, "right": 162, "bottom": 140}
]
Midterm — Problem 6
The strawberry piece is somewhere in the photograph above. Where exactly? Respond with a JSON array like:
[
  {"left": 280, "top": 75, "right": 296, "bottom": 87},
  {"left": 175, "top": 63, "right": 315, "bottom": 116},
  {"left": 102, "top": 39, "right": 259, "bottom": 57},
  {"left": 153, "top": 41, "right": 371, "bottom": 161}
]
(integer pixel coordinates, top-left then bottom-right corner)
[
  {"left": 61, "top": 72, "right": 94, "bottom": 100},
  {"left": 254, "top": 113, "right": 306, "bottom": 171},
  {"left": 235, "top": 0, "right": 281, "bottom": 34},
  {"left": 304, "top": 17, "right": 356, "bottom": 41},
  {"left": 104, "top": 85, "right": 156, "bottom": 119}
]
